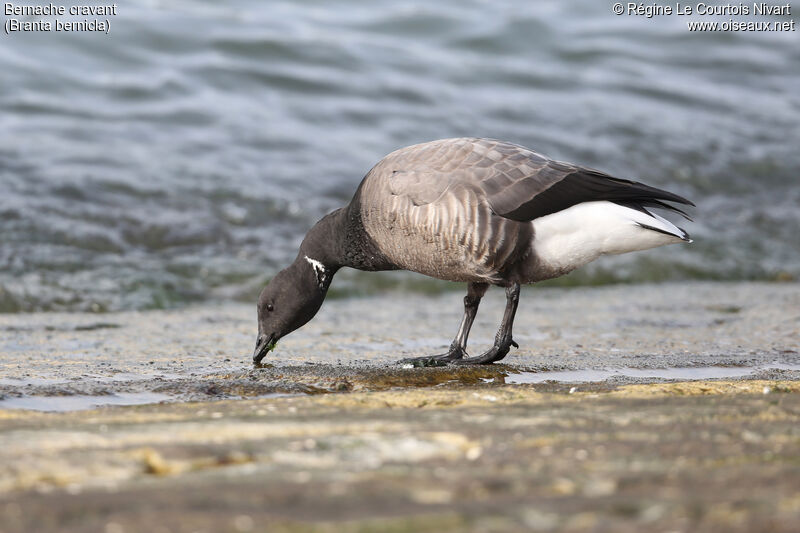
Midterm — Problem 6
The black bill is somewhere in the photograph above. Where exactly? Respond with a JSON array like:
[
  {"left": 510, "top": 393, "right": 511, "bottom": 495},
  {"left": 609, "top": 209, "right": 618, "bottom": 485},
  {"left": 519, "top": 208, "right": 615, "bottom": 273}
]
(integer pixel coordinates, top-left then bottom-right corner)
[{"left": 253, "top": 333, "right": 277, "bottom": 363}]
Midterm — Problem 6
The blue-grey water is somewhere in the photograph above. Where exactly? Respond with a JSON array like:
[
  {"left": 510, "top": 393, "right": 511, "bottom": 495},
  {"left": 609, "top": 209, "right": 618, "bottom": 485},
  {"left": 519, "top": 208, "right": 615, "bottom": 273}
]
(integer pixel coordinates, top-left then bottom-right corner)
[{"left": 1, "top": 1, "right": 798, "bottom": 312}]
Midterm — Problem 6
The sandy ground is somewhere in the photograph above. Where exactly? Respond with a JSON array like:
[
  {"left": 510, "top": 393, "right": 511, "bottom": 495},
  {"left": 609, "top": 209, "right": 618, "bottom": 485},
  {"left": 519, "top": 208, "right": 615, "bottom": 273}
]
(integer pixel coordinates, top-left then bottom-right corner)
[{"left": 0, "top": 282, "right": 799, "bottom": 531}]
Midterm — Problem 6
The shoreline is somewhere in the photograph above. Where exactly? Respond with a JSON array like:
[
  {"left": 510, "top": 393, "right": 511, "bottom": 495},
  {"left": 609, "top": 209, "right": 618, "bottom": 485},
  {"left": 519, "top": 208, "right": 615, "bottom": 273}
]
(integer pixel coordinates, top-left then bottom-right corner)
[
  {"left": 1, "top": 281, "right": 799, "bottom": 530},
  {"left": 0, "top": 281, "right": 797, "bottom": 409}
]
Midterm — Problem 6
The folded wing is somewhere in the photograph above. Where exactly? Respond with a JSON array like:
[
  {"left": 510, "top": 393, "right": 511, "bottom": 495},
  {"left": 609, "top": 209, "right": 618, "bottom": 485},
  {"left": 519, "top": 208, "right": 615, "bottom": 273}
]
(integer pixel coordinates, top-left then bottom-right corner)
[{"left": 382, "top": 138, "right": 694, "bottom": 222}]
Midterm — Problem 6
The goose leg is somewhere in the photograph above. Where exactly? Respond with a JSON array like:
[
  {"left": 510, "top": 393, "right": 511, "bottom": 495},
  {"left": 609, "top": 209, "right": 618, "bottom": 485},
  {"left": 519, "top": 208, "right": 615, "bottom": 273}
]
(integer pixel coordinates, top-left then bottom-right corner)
[
  {"left": 400, "top": 282, "right": 488, "bottom": 367},
  {"left": 455, "top": 283, "right": 520, "bottom": 365}
]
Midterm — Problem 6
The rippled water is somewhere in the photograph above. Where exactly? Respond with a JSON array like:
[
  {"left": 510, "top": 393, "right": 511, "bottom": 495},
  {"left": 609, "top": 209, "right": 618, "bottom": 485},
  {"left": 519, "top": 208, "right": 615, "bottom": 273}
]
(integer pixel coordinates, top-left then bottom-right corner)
[{"left": 1, "top": 1, "right": 798, "bottom": 311}]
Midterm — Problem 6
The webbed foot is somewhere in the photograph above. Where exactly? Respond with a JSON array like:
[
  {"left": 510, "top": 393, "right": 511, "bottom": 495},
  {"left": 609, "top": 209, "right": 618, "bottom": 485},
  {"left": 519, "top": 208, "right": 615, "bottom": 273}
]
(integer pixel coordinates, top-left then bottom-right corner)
[
  {"left": 453, "top": 339, "right": 518, "bottom": 365},
  {"left": 399, "top": 345, "right": 467, "bottom": 368}
]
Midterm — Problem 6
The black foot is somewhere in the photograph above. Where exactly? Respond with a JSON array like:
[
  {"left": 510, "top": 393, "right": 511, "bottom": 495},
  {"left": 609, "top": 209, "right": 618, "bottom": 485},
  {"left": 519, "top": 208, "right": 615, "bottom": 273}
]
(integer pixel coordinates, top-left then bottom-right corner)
[
  {"left": 399, "top": 346, "right": 467, "bottom": 368},
  {"left": 454, "top": 339, "right": 518, "bottom": 365}
]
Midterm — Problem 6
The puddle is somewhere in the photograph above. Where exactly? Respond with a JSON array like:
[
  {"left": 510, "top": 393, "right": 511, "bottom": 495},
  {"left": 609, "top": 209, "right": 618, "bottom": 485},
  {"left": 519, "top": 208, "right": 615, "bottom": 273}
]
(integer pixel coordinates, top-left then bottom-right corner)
[
  {"left": 506, "top": 363, "right": 800, "bottom": 384},
  {"left": 0, "top": 376, "right": 70, "bottom": 387},
  {"left": 86, "top": 372, "right": 186, "bottom": 383},
  {"left": 0, "top": 392, "right": 172, "bottom": 412}
]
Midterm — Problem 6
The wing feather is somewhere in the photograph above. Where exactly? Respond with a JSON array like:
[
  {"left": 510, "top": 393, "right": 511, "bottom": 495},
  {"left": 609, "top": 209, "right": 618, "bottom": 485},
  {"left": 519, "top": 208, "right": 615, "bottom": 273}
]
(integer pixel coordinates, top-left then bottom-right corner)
[{"left": 376, "top": 138, "right": 694, "bottom": 223}]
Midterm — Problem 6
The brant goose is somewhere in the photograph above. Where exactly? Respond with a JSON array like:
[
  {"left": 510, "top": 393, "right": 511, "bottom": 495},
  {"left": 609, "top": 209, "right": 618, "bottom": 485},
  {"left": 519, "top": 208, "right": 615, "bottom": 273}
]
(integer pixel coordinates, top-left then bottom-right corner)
[{"left": 254, "top": 138, "right": 693, "bottom": 365}]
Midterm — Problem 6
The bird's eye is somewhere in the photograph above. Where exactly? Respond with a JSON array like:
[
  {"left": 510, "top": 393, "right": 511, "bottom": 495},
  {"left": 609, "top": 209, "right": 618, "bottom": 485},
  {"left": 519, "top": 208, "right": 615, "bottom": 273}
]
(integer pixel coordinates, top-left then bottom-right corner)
[{"left": 266, "top": 303, "right": 274, "bottom": 312}]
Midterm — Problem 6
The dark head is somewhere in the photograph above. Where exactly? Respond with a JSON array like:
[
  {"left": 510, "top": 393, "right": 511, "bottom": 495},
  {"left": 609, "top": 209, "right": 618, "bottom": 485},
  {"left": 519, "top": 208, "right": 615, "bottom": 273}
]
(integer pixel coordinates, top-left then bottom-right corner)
[{"left": 253, "top": 256, "right": 333, "bottom": 363}]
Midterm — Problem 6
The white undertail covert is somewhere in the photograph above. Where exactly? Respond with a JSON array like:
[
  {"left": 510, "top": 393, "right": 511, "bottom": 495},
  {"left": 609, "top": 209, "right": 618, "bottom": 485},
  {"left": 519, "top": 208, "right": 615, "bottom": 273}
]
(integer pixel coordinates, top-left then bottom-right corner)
[{"left": 531, "top": 201, "right": 689, "bottom": 275}]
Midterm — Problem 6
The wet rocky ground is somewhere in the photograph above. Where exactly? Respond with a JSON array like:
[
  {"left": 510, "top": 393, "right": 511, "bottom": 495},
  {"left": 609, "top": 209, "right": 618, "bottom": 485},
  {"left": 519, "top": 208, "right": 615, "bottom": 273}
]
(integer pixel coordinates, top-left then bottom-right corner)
[
  {"left": 2, "top": 382, "right": 800, "bottom": 533},
  {"left": 0, "top": 282, "right": 799, "bottom": 531}
]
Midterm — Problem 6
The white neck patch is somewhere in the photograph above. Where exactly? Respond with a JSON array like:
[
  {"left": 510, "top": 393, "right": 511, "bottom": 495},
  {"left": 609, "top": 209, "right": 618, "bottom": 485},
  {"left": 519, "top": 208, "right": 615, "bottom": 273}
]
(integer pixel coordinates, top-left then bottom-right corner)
[{"left": 304, "top": 255, "right": 329, "bottom": 290}]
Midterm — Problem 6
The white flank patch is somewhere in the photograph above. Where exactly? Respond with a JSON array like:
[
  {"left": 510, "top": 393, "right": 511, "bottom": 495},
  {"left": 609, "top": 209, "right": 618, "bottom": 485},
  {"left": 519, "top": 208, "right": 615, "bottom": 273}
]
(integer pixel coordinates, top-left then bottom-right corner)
[{"left": 531, "top": 201, "right": 688, "bottom": 274}]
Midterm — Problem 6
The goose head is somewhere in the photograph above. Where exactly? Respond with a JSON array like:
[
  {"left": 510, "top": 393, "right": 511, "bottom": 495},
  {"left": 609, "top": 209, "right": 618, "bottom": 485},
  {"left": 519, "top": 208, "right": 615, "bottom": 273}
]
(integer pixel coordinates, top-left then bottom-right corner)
[{"left": 253, "top": 258, "right": 329, "bottom": 363}]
